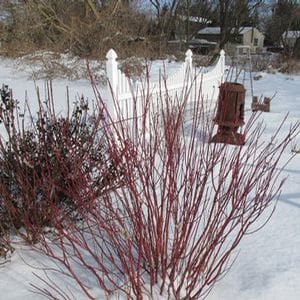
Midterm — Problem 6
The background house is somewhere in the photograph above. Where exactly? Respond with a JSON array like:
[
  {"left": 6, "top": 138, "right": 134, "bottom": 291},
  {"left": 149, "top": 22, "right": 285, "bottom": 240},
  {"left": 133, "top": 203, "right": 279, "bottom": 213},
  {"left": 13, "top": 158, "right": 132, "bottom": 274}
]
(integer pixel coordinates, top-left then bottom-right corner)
[
  {"left": 168, "top": 15, "right": 211, "bottom": 51},
  {"left": 191, "top": 26, "right": 265, "bottom": 54},
  {"left": 177, "top": 15, "right": 211, "bottom": 38}
]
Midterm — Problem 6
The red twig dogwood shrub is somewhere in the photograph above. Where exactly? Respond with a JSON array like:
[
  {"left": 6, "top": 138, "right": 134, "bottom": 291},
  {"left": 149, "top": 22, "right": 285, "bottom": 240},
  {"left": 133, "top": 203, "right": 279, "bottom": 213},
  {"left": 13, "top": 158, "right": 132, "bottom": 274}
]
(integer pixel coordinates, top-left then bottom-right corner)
[{"left": 35, "top": 76, "right": 300, "bottom": 299}]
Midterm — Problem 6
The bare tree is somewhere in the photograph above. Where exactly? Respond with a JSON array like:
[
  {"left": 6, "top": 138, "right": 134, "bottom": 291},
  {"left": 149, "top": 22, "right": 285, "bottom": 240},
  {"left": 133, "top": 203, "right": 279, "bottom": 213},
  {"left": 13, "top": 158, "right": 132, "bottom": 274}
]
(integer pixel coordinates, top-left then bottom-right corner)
[
  {"left": 216, "top": 0, "right": 263, "bottom": 49},
  {"left": 265, "top": 0, "right": 300, "bottom": 56},
  {"left": 1, "top": 0, "right": 151, "bottom": 57},
  {"left": 177, "top": 0, "right": 216, "bottom": 41},
  {"left": 148, "top": 0, "right": 180, "bottom": 44}
]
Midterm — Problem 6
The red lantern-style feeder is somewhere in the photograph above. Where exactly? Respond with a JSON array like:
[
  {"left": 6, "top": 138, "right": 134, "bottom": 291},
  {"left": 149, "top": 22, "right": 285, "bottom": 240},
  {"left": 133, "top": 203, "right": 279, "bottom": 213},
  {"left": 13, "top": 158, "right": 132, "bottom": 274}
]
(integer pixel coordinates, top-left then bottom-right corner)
[{"left": 210, "top": 82, "right": 245, "bottom": 145}]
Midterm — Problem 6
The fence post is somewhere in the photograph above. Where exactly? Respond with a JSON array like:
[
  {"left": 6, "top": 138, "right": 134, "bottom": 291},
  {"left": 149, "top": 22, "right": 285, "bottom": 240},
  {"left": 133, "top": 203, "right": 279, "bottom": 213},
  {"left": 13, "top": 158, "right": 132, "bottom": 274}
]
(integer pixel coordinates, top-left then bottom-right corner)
[
  {"left": 184, "top": 49, "right": 193, "bottom": 105},
  {"left": 106, "top": 49, "right": 118, "bottom": 120},
  {"left": 220, "top": 49, "right": 225, "bottom": 82},
  {"left": 185, "top": 49, "right": 193, "bottom": 75},
  {"left": 106, "top": 49, "right": 118, "bottom": 97}
]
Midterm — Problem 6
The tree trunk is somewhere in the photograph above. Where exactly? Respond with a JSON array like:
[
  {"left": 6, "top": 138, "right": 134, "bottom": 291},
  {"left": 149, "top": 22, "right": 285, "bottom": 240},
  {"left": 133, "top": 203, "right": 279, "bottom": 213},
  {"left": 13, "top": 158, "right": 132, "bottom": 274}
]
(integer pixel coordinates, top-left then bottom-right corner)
[{"left": 294, "top": 37, "right": 300, "bottom": 59}]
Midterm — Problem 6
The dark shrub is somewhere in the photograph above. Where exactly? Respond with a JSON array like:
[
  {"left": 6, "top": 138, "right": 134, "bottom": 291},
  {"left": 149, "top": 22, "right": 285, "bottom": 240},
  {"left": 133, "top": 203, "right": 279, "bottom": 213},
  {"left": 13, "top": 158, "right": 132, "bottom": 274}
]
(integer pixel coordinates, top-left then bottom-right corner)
[{"left": 0, "top": 83, "right": 115, "bottom": 243}]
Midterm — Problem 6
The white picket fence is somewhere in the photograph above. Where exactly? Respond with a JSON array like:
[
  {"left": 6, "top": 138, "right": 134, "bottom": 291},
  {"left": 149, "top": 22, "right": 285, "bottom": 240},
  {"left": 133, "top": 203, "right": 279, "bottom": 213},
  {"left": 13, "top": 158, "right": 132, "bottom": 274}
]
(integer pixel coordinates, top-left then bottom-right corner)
[{"left": 104, "top": 48, "right": 225, "bottom": 122}]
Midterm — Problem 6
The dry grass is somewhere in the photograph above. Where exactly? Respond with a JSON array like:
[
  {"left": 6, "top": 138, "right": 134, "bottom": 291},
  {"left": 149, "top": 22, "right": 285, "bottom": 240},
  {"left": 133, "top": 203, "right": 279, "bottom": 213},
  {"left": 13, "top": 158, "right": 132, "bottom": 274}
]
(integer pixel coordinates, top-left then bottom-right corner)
[
  {"left": 278, "top": 58, "right": 300, "bottom": 74},
  {"left": 14, "top": 51, "right": 106, "bottom": 81}
]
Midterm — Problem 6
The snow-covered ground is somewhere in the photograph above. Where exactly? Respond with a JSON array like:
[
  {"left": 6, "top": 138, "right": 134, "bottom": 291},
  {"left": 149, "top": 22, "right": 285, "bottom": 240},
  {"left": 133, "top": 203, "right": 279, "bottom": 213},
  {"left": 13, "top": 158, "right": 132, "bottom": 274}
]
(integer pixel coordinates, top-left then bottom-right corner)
[
  {"left": 0, "top": 57, "right": 300, "bottom": 299},
  {"left": 209, "top": 72, "right": 300, "bottom": 300}
]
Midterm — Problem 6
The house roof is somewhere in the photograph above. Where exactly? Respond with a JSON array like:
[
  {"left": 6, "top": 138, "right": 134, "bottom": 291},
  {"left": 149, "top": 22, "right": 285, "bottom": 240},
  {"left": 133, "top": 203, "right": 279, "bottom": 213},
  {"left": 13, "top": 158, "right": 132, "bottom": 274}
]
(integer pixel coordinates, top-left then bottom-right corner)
[
  {"left": 197, "top": 26, "right": 259, "bottom": 35},
  {"left": 189, "top": 38, "right": 217, "bottom": 45}
]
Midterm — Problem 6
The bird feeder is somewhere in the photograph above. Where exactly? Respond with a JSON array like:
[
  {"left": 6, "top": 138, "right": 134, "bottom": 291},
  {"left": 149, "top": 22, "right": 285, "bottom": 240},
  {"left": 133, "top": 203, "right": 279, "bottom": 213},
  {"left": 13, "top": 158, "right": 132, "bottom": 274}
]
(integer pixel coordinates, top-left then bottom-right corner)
[{"left": 210, "top": 82, "right": 245, "bottom": 145}]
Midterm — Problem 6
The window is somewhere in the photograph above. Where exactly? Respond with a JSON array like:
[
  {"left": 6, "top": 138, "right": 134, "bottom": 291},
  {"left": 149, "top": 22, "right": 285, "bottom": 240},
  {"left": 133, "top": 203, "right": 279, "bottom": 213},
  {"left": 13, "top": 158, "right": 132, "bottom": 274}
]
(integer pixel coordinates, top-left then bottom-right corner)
[{"left": 254, "top": 38, "right": 258, "bottom": 46}]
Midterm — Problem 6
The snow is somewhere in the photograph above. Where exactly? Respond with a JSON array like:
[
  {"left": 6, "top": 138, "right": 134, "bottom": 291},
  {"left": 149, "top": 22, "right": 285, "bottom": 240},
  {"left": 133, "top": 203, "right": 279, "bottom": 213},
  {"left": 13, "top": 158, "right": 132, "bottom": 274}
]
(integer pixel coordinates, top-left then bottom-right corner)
[
  {"left": 209, "top": 72, "right": 300, "bottom": 300},
  {"left": 0, "top": 56, "right": 300, "bottom": 299}
]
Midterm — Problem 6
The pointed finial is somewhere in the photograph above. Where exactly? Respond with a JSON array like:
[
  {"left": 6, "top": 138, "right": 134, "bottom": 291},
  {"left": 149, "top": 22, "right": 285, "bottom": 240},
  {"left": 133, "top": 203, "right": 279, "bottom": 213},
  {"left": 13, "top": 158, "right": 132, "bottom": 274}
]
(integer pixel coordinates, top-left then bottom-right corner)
[
  {"left": 185, "top": 49, "right": 193, "bottom": 60},
  {"left": 106, "top": 49, "right": 118, "bottom": 60}
]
